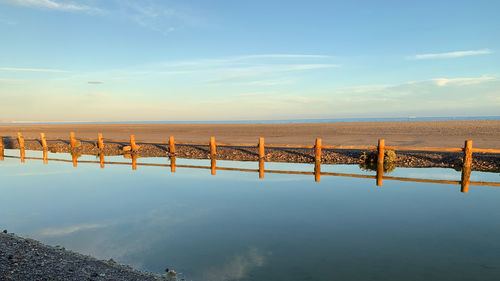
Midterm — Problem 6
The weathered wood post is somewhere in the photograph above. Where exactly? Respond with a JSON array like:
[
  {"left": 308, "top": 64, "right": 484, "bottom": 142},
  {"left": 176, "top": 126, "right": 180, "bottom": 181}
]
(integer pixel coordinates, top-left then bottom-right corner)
[
  {"left": 40, "top": 133, "right": 48, "bottom": 149},
  {"left": 259, "top": 158, "right": 264, "bottom": 179},
  {"left": 130, "top": 135, "right": 138, "bottom": 152},
  {"left": 314, "top": 138, "right": 322, "bottom": 162},
  {"left": 98, "top": 133, "right": 104, "bottom": 150},
  {"left": 211, "top": 158, "right": 216, "bottom": 175},
  {"left": 99, "top": 153, "right": 105, "bottom": 168},
  {"left": 17, "top": 132, "right": 24, "bottom": 149},
  {"left": 376, "top": 163, "right": 383, "bottom": 186},
  {"left": 169, "top": 136, "right": 175, "bottom": 154},
  {"left": 132, "top": 154, "right": 137, "bottom": 170},
  {"left": 461, "top": 165, "right": 471, "bottom": 193},
  {"left": 314, "top": 159, "right": 321, "bottom": 182},
  {"left": 258, "top": 137, "right": 265, "bottom": 159},
  {"left": 43, "top": 149, "right": 48, "bottom": 164},
  {"left": 210, "top": 137, "right": 216, "bottom": 157},
  {"left": 0, "top": 132, "right": 4, "bottom": 148},
  {"left": 70, "top": 132, "right": 77, "bottom": 148},
  {"left": 377, "top": 139, "right": 385, "bottom": 167},
  {"left": 170, "top": 156, "right": 176, "bottom": 173},
  {"left": 463, "top": 140, "right": 473, "bottom": 168}
]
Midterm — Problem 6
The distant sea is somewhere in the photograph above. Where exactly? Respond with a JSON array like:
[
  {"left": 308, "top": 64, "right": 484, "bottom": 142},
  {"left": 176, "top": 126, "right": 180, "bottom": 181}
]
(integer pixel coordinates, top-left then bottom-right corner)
[{"left": 1, "top": 116, "right": 499, "bottom": 125}]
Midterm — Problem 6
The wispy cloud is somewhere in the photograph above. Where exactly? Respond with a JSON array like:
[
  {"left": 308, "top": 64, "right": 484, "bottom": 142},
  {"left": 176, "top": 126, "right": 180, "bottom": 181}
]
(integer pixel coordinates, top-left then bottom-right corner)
[
  {"left": 204, "top": 248, "right": 268, "bottom": 281},
  {"left": 1, "top": 0, "right": 95, "bottom": 11},
  {"left": 0, "top": 67, "right": 69, "bottom": 73},
  {"left": 431, "top": 76, "right": 495, "bottom": 86},
  {"left": 38, "top": 223, "right": 104, "bottom": 236},
  {"left": 409, "top": 49, "right": 493, "bottom": 60}
]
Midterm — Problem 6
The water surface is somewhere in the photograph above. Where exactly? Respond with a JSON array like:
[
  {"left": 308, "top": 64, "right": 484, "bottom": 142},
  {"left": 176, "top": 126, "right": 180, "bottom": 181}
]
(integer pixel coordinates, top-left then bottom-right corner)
[{"left": 1, "top": 149, "right": 500, "bottom": 281}]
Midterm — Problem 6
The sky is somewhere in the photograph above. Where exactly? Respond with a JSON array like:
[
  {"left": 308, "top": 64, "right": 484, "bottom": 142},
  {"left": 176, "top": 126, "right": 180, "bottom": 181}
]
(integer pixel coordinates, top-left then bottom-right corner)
[{"left": 0, "top": 0, "right": 499, "bottom": 122}]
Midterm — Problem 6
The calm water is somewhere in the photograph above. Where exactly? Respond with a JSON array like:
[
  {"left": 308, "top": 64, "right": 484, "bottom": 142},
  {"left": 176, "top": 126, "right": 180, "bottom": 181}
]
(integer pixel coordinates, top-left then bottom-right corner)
[{"left": 1, "top": 149, "right": 500, "bottom": 281}]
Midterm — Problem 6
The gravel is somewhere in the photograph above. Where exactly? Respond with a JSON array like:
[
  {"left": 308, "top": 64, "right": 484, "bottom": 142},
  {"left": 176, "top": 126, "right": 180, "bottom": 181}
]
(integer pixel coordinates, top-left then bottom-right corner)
[{"left": 0, "top": 232, "right": 169, "bottom": 281}]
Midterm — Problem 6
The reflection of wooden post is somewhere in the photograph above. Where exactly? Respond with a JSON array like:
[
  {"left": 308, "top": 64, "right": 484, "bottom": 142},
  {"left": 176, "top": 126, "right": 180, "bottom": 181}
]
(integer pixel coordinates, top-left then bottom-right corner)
[
  {"left": 132, "top": 154, "right": 137, "bottom": 170},
  {"left": 0, "top": 133, "right": 3, "bottom": 160},
  {"left": 99, "top": 153, "right": 105, "bottom": 168},
  {"left": 17, "top": 132, "right": 24, "bottom": 149},
  {"left": 72, "top": 152, "right": 77, "bottom": 167},
  {"left": 130, "top": 135, "right": 138, "bottom": 152},
  {"left": 461, "top": 166, "right": 471, "bottom": 193},
  {"left": 98, "top": 133, "right": 104, "bottom": 150},
  {"left": 377, "top": 139, "right": 385, "bottom": 167},
  {"left": 210, "top": 137, "right": 216, "bottom": 156},
  {"left": 259, "top": 158, "right": 264, "bottom": 179},
  {"left": 43, "top": 149, "right": 48, "bottom": 164},
  {"left": 20, "top": 148, "right": 25, "bottom": 163},
  {"left": 211, "top": 158, "right": 216, "bottom": 175},
  {"left": 170, "top": 156, "right": 176, "bottom": 173},
  {"left": 315, "top": 138, "right": 322, "bottom": 162},
  {"left": 314, "top": 160, "right": 321, "bottom": 182},
  {"left": 70, "top": 132, "right": 77, "bottom": 148},
  {"left": 258, "top": 138, "right": 265, "bottom": 159},
  {"left": 463, "top": 140, "right": 473, "bottom": 168},
  {"left": 40, "top": 133, "right": 48, "bottom": 149},
  {"left": 376, "top": 163, "right": 383, "bottom": 186},
  {"left": 169, "top": 136, "right": 175, "bottom": 154}
]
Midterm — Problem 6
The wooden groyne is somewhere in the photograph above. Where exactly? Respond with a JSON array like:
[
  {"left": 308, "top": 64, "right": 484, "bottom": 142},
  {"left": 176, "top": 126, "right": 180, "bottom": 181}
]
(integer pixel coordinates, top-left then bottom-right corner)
[
  {"left": 2, "top": 131, "right": 499, "bottom": 165},
  {"left": 1, "top": 152, "right": 498, "bottom": 194},
  {"left": 1, "top": 131, "right": 499, "bottom": 193}
]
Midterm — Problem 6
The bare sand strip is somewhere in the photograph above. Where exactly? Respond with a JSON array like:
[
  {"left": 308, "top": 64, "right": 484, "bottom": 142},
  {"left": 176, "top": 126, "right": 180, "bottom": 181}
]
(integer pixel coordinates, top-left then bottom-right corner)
[{"left": 1, "top": 120, "right": 500, "bottom": 148}]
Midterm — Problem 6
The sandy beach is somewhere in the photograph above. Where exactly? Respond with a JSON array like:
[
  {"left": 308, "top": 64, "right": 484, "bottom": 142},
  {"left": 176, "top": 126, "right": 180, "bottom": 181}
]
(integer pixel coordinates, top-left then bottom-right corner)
[{"left": 1, "top": 120, "right": 500, "bottom": 148}]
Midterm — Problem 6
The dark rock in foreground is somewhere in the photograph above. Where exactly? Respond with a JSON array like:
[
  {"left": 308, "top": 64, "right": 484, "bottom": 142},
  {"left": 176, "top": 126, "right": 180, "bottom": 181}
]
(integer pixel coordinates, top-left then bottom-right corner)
[{"left": 0, "top": 232, "right": 163, "bottom": 281}]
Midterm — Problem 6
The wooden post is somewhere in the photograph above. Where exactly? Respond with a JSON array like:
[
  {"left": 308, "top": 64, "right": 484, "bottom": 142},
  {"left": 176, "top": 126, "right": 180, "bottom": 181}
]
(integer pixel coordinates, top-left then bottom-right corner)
[
  {"left": 211, "top": 158, "right": 216, "bottom": 175},
  {"left": 98, "top": 133, "right": 104, "bottom": 150},
  {"left": 132, "top": 154, "right": 137, "bottom": 170},
  {"left": 258, "top": 137, "right": 265, "bottom": 159},
  {"left": 461, "top": 165, "right": 471, "bottom": 193},
  {"left": 72, "top": 152, "right": 77, "bottom": 167},
  {"left": 259, "top": 158, "right": 264, "bottom": 179},
  {"left": 70, "top": 132, "right": 77, "bottom": 148},
  {"left": 315, "top": 138, "right": 322, "bottom": 162},
  {"left": 20, "top": 148, "right": 25, "bottom": 163},
  {"left": 210, "top": 137, "right": 216, "bottom": 156},
  {"left": 376, "top": 163, "right": 383, "bottom": 186},
  {"left": 377, "top": 139, "right": 385, "bottom": 167},
  {"left": 0, "top": 132, "right": 3, "bottom": 148},
  {"left": 17, "top": 132, "right": 24, "bottom": 149},
  {"left": 130, "top": 135, "right": 138, "bottom": 152},
  {"left": 314, "top": 160, "right": 321, "bottom": 182},
  {"left": 40, "top": 133, "right": 48, "bottom": 149},
  {"left": 463, "top": 140, "right": 473, "bottom": 168},
  {"left": 43, "top": 149, "right": 48, "bottom": 164},
  {"left": 170, "top": 156, "right": 176, "bottom": 173},
  {"left": 99, "top": 153, "right": 105, "bottom": 168},
  {"left": 169, "top": 136, "right": 175, "bottom": 154}
]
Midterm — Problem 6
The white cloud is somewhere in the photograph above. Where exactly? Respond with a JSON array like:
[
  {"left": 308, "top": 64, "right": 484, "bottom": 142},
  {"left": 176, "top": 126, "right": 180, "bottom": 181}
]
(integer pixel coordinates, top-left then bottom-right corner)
[
  {"left": 0, "top": 67, "right": 69, "bottom": 73},
  {"left": 204, "top": 248, "right": 268, "bottom": 281},
  {"left": 1, "top": 0, "right": 94, "bottom": 11},
  {"left": 38, "top": 223, "right": 104, "bottom": 236},
  {"left": 409, "top": 49, "right": 493, "bottom": 60},
  {"left": 431, "top": 76, "right": 495, "bottom": 86}
]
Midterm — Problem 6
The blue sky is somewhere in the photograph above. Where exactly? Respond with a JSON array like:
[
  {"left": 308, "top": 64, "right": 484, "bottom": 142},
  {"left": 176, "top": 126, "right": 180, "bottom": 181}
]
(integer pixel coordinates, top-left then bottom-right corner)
[{"left": 0, "top": 0, "right": 499, "bottom": 121}]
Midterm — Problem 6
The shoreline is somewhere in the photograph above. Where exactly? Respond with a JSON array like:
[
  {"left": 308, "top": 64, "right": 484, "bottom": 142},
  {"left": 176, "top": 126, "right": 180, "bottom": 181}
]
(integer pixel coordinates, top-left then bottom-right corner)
[
  {"left": 1, "top": 120, "right": 500, "bottom": 148},
  {"left": 0, "top": 231, "right": 170, "bottom": 281}
]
